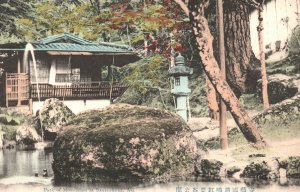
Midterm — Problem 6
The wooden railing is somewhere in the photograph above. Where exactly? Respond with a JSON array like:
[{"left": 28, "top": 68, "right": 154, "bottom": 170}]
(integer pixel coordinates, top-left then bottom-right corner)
[{"left": 31, "top": 82, "right": 128, "bottom": 100}]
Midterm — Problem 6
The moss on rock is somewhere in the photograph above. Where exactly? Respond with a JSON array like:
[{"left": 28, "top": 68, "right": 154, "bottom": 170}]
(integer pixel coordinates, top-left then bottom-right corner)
[
  {"left": 257, "top": 74, "right": 298, "bottom": 104},
  {"left": 253, "top": 94, "right": 300, "bottom": 126},
  {"left": 240, "top": 161, "right": 272, "bottom": 179},
  {"left": 36, "top": 98, "right": 74, "bottom": 140},
  {"left": 52, "top": 104, "right": 198, "bottom": 182}
]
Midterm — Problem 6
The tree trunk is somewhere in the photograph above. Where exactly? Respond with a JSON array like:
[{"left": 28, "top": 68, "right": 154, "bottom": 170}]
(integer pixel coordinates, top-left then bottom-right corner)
[
  {"left": 206, "top": 77, "right": 219, "bottom": 120},
  {"left": 188, "top": 0, "right": 267, "bottom": 148},
  {"left": 257, "top": 3, "right": 270, "bottom": 110},
  {"left": 223, "top": 0, "right": 253, "bottom": 97}
]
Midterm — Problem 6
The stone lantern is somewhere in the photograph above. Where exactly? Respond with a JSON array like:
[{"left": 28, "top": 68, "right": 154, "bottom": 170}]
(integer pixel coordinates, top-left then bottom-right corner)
[{"left": 169, "top": 54, "right": 193, "bottom": 122}]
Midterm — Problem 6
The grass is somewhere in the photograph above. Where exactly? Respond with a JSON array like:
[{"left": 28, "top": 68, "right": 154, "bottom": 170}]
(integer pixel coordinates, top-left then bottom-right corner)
[
  {"left": 239, "top": 94, "right": 264, "bottom": 111},
  {"left": 260, "top": 119, "right": 300, "bottom": 141}
]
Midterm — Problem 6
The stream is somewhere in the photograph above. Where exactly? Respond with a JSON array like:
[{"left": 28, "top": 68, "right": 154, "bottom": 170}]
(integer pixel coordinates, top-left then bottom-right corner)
[{"left": 0, "top": 149, "right": 299, "bottom": 192}]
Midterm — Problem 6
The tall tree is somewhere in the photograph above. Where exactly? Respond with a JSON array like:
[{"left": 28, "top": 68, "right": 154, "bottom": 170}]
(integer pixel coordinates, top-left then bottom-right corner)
[
  {"left": 188, "top": 0, "right": 267, "bottom": 148},
  {"left": 223, "top": 0, "right": 254, "bottom": 97},
  {"left": 256, "top": 0, "right": 270, "bottom": 110}
]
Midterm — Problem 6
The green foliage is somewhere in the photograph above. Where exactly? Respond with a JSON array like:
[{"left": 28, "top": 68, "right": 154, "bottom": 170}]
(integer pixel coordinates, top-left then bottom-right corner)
[
  {"left": 189, "top": 72, "right": 209, "bottom": 117},
  {"left": 0, "top": 33, "right": 23, "bottom": 44},
  {"left": 116, "top": 54, "right": 208, "bottom": 116},
  {"left": 0, "top": 108, "right": 28, "bottom": 141},
  {"left": 16, "top": 2, "right": 100, "bottom": 42},
  {"left": 0, "top": 125, "right": 18, "bottom": 141},
  {"left": 13, "top": 0, "right": 199, "bottom": 61},
  {"left": 0, "top": 109, "right": 25, "bottom": 125},
  {"left": 239, "top": 94, "right": 263, "bottom": 111},
  {"left": 117, "top": 54, "right": 171, "bottom": 106},
  {"left": 0, "top": 0, "right": 33, "bottom": 34}
]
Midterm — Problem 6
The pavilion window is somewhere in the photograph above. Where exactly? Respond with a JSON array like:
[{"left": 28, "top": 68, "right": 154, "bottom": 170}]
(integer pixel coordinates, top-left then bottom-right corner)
[
  {"left": 55, "top": 56, "right": 71, "bottom": 83},
  {"left": 175, "top": 77, "right": 180, "bottom": 86},
  {"left": 29, "top": 59, "right": 49, "bottom": 83}
]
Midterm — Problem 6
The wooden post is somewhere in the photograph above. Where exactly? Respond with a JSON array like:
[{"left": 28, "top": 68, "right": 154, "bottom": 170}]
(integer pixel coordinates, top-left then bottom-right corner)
[
  {"left": 5, "top": 73, "right": 8, "bottom": 108},
  {"left": 257, "top": 2, "right": 269, "bottom": 110},
  {"left": 217, "top": 0, "right": 228, "bottom": 150},
  {"left": 29, "top": 98, "right": 33, "bottom": 115},
  {"left": 17, "top": 52, "right": 21, "bottom": 106}
]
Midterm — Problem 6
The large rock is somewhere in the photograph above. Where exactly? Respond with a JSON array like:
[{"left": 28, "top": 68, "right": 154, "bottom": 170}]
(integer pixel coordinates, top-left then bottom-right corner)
[
  {"left": 52, "top": 104, "right": 198, "bottom": 182},
  {"left": 36, "top": 98, "right": 74, "bottom": 140},
  {"left": 253, "top": 94, "right": 300, "bottom": 125},
  {"left": 16, "top": 125, "right": 42, "bottom": 145},
  {"left": 257, "top": 74, "right": 298, "bottom": 104}
]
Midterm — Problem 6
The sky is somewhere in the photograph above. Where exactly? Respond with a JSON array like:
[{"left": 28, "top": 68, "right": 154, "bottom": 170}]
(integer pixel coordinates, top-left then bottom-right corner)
[{"left": 250, "top": 0, "right": 300, "bottom": 56}]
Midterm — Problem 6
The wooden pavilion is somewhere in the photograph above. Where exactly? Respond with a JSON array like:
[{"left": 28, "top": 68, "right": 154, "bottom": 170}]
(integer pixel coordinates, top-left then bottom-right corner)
[{"left": 0, "top": 33, "right": 139, "bottom": 114}]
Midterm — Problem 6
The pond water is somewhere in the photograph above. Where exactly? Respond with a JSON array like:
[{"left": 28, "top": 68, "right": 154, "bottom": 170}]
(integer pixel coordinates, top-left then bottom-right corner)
[{"left": 0, "top": 149, "right": 299, "bottom": 192}]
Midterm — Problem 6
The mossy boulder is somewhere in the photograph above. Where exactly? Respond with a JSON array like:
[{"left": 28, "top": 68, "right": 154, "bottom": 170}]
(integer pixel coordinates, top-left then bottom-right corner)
[
  {"left": 52, "top": 104, "right": 198, "bottom": 182},
  {"left": 36, "top": 98, "right": 74, "bottom": 140},
  {"left": 240, "top": 161, "right": 272, "bottom": 179},
  {"left": 257, "top": 74, "right": 298, "bottom": 104}
]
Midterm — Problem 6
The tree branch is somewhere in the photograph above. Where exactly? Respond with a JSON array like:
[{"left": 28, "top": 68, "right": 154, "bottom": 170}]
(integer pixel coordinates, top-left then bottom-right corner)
[{"left": 173, "top": 0, "right": 189, "bottom": 15}]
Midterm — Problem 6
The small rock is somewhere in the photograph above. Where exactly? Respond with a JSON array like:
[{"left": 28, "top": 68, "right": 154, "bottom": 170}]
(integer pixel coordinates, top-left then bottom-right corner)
[
  {"left": 227, "top": 166, "right": 242, "bottom": 178},
  {"left": 195, "top": 159, "right": 223, "bottom": 179},
  {"left": 16, "top": 125, "right": 42, "bottom": 145}
]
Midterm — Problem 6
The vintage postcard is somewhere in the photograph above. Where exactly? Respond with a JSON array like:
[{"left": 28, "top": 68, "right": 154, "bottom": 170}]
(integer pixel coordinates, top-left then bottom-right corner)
[{"left": 0, "top": 0, "right": 299, "bottom": 192}]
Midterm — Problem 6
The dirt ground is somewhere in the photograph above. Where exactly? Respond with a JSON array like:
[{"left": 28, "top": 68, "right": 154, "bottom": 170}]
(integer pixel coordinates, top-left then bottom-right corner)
[{"left": 188, "top": 115, "right": 300, "bottom": 172}]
